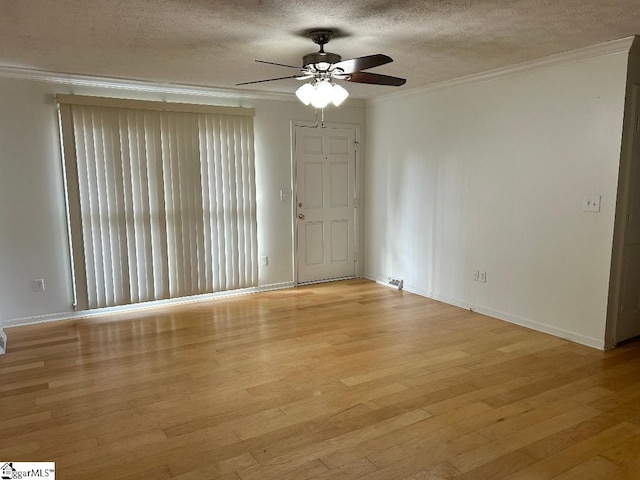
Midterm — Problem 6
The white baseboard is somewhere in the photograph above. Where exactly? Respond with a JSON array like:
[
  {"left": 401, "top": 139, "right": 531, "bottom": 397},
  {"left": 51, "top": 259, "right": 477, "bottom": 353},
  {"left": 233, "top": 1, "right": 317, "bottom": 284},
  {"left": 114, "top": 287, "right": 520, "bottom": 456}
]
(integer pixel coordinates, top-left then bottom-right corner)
[
  {"left": 1, "top": 281, "right": 295, "bottom": 329},
  {"left": 466, "top": 302, "right": 605, "bottom": 350},
  {"left": 4, "top": 276, "right": 606, "bottom": 351},
  {"left": 364, "top": 273, "right": 604, "bottom": 350}
]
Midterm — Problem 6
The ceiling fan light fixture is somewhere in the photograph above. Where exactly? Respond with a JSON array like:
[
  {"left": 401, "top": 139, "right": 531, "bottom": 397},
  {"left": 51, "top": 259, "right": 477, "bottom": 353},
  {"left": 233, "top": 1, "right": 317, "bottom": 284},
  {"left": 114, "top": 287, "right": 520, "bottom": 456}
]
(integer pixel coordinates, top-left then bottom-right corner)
[{"left": 296, "top": 79, "right": 350, "bottom": 108}]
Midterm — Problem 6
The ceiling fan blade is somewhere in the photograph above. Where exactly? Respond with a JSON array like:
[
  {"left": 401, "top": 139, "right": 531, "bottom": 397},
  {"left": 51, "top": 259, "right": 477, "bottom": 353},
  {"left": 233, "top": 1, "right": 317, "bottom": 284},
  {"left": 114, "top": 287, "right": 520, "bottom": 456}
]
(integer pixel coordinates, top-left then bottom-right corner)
[
  {"left": 347, "top": 71, "right": 406, "bottom": 86},
  {"left": 332, "top": 54, "right": 393, "bottom": 74},
  {"left": 255, "top": 59, "right": 301, "bottom": 69},
  {"left": 236, "top": 75, "right": 301, "bottom": 86}
]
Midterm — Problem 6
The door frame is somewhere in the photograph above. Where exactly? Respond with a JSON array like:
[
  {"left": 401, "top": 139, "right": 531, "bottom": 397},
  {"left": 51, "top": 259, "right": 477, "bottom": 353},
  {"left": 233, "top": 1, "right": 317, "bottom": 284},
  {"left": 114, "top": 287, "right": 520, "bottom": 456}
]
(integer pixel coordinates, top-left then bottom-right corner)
[
  {"left": 606, "top": 83, "right": 640, "bottom": 348},
  {"left": 290, "top": 121, "right": 362, "bottom": 286}
]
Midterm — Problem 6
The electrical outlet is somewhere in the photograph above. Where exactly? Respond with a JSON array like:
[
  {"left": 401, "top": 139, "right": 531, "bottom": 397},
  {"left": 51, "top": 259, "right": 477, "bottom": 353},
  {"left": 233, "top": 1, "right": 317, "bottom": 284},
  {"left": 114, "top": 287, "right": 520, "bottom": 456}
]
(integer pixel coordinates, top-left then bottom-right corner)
[
  {"left": 260, "top": 256, "right": 268, "bottom": 266},
  {"left": 479, "top": 271, "right": 487, "bottom": 283},
  {"left": 33, "top": 278, "right": 45, "bottom": 292},
  {"left": 473, "top": 270, "right": 479, "bottom": 281},
  {"left": 280, "top": 189, "right": 291, "bottom": 202},
  {"left": 583, "top": 195, "right": 601, "bottom": 212}
]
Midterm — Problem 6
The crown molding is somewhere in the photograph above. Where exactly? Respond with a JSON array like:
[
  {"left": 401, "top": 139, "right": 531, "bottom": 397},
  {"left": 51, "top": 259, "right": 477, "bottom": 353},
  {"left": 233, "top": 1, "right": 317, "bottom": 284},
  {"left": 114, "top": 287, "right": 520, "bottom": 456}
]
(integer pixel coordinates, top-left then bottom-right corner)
[
  {"left": 369, "top": 36, "right": 638, "bottom": 106},
  {"left": 0, "top": 65, "right": 365, "bottom": 107},
  {"left": 0, "top": 66, "right": 291, "bottom": 100},
  {"left": 4, "top": 34, "right": 629, "bottom": 110}
]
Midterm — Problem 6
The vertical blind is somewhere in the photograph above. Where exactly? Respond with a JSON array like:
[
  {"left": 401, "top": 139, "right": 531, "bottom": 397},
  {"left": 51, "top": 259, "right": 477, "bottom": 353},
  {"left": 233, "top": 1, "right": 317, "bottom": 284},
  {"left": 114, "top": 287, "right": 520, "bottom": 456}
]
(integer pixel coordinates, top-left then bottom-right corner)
[{"left": 58, "top": 96, "right": 258, "bottom": 310}]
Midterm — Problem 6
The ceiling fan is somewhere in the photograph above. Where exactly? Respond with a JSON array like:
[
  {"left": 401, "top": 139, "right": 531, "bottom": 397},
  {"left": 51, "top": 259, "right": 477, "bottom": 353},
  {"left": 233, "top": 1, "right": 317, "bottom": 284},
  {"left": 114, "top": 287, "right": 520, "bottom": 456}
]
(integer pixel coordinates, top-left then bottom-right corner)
[{"left": 236, "top": 30, "right": 406, "bottom": 107}]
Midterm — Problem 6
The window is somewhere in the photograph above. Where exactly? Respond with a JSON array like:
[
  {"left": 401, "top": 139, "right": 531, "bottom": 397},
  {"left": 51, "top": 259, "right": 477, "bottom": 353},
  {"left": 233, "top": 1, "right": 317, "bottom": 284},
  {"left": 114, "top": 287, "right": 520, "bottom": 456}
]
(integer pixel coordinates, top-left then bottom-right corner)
[{"left": 58, "top": 95, "right": 257, "bottom": 310}]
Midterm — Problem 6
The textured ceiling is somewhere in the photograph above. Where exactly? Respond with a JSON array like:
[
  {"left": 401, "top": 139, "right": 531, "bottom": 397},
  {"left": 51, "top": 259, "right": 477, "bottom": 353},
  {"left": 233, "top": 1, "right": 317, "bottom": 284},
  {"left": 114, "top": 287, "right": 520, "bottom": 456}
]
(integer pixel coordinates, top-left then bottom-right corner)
[{"left": 1, "top": 1, "right": 639, "bottom": 99}]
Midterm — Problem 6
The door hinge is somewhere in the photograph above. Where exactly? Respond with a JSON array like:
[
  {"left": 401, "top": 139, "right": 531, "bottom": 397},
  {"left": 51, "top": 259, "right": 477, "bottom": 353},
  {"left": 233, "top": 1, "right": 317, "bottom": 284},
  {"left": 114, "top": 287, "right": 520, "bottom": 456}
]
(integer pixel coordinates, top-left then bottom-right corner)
[
  {"left": 354, "top": 251, "right": 358, "bottom": 262},
  {"left": 354, "top": 198, "right": 359, "bottom": 208},
  {"left": 354, "top": 141, "right": 359, "bottom": 152}
]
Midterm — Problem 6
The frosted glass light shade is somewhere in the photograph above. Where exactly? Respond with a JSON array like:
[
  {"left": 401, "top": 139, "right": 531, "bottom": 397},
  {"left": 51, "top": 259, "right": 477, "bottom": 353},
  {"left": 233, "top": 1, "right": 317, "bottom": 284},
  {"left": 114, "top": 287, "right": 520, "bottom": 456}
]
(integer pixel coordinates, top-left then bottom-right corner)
[
  {"left": 331, "top": 84, "right": 349, "bottom": 106},
  {"left": 311, "top": 81, "right": 333, "bottom": 108},
  {"left": 295, "top": 83, "right": 314, "bottom": 105}
]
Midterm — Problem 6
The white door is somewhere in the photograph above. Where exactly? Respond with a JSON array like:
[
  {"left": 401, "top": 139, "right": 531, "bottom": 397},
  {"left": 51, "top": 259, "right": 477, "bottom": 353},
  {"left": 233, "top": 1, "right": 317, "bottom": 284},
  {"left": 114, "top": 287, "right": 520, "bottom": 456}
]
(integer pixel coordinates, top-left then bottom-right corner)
[
  {"left": 617, "top": 96, "right": 640, "bottom": 342},
  {"left": 295, "top": 125, "right": 356, "bottom": 284}
]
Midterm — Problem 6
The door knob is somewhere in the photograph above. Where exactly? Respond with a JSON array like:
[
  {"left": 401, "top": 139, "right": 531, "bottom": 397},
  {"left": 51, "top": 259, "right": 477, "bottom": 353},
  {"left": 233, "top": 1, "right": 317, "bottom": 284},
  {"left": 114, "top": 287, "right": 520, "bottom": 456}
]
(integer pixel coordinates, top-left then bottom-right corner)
[{"left": 298, "top": 214, "right": 305, "bottom": 220}]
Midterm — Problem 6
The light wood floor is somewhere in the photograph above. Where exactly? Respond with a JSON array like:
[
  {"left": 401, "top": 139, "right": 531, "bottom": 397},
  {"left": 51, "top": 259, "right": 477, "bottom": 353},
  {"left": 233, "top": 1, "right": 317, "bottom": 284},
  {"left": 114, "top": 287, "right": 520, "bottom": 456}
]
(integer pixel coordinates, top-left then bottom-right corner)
[{"left": 1, "top": 279, "right": 640, "bottom": 479}]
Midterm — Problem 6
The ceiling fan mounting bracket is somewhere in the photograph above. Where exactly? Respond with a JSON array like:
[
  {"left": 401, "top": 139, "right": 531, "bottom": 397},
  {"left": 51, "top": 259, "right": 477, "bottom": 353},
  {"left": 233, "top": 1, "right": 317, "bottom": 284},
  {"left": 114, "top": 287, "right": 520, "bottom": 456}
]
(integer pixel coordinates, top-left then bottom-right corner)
[{"left": 309, "top": 30, "right": 333, "bottom": 51}]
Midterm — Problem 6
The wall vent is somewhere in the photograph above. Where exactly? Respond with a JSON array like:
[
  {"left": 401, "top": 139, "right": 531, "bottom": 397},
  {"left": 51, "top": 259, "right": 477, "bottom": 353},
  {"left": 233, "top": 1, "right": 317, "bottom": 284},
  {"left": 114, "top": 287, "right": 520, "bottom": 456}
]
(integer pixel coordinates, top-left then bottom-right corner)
[
  {"left": 387, "top": 277, "right": 404, "bottom": 290},
  {"left": 376, "top": 275, "right": 404, "bottom": 291},
  {"left": 0, "top": 329, "right": 6, "bottom": 355}
]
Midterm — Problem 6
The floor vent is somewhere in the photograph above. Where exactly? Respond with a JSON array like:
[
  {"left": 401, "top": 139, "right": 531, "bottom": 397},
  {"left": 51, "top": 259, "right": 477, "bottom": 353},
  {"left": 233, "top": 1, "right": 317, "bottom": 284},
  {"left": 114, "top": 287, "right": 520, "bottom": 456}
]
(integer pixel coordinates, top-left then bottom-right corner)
[{"left": 0, "top": 329, "right": 6, "bottom": 355}]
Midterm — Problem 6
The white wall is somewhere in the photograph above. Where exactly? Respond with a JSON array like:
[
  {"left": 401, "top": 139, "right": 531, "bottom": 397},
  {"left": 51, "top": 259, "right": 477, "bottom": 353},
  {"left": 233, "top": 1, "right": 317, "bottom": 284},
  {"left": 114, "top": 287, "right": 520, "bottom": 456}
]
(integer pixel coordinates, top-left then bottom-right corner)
[
  {"left": 0, "top": 75, "right": 365, "bottom": 326},
  {"left": 0, "top": 45, "right": 630, "bottom": 350},
  {"left": 365, "top": 51, "right": 629, "bottom": 348}
]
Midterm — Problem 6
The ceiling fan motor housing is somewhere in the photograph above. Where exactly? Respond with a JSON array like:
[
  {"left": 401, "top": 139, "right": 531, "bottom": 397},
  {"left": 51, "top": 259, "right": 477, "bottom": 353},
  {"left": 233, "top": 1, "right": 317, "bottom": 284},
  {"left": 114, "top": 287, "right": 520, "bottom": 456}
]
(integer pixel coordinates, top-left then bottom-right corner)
[{"left": 303, "top": 51, "right": 342, "bottom": 70}]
